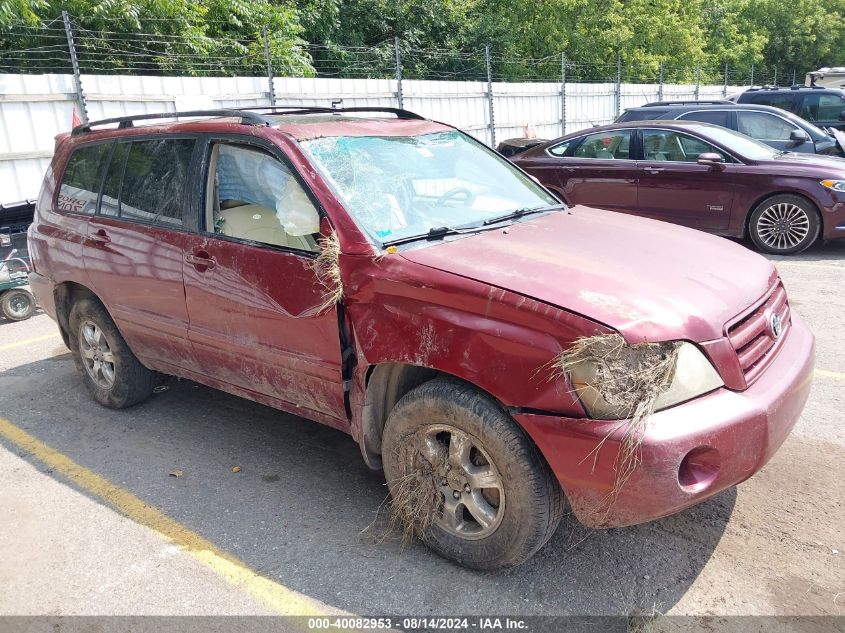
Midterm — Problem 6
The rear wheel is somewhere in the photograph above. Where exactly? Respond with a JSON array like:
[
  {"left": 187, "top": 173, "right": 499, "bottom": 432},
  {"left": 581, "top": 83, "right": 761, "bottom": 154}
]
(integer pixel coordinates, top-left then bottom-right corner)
[
  {"left": 69, "top": 298, "right": 154, "bottom": 409},
  {"left": 381, "top": 379, "right": 564, "bottom": 570},
  {"left": 1, "top": 289, "right": 35, "bottom": 321},
  {"left": 749, "top": 194, "right": 820, "bottom": 255}
]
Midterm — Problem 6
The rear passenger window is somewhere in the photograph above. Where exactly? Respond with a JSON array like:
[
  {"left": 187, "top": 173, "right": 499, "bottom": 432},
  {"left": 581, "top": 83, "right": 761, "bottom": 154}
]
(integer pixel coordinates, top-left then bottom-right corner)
[
  {"left": 678, "top": 110, "right": 730, "bottom": 127},
  {"left": 119, "top": 139, "right": 195, "bottom": 226},
  {"left": 746, "top": 93, "right": 797, "bottom": 113},
  {"left": 573, "top": 131, "right": 631, "bottom": 159},
  {"left": 57, "top": 144, "right": 109, "bottom": 214}
]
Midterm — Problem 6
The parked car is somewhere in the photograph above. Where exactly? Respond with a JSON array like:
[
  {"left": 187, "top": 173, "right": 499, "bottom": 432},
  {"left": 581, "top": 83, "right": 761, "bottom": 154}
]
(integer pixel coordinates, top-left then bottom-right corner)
[
  {"left": 512, "top": 120, "right": 845, "bottom": 254},
  {"left": 616, "top": 100, "right": 844, "bottom": 156},
  {"left": 733, "top": 85, "right": 845, "bottom": 131},
  {"left": 29, "top": 107, "right": 814, "bottom": 569}
]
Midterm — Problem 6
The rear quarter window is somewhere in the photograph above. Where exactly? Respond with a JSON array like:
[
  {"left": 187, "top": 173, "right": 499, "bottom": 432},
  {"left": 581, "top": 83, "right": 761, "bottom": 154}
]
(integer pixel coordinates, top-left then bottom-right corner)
[
  {"left": 617, "top": 109, "right": 669, "bottom": 121},
  {"left": 57, "top": 143, "right": 110, "bottom": 214}
]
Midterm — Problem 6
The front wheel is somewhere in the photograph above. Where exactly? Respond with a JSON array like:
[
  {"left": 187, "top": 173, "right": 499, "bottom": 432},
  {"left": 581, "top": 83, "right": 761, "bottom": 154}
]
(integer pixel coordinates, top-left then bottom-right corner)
[
  {"left": 381, "top": 379, "right": 564, "bottom": 570},
  {"left": 1, "top": 288, "right": 36, "bottom": 321},
  {"left": 749, "top": 194, "right": 820, "bottom": 255}
]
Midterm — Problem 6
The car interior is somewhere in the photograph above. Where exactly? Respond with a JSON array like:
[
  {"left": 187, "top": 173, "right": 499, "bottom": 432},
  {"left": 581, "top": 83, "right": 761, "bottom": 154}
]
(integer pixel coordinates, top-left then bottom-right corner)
[{"left": 206, "top": 143, "right": 320, "bottom": 252}]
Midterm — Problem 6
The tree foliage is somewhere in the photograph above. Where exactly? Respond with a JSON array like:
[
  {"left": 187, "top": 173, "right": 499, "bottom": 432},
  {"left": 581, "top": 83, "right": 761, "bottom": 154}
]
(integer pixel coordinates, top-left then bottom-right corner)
[{"left": 1, "top": 0, "right": 843, "bottom": 80}]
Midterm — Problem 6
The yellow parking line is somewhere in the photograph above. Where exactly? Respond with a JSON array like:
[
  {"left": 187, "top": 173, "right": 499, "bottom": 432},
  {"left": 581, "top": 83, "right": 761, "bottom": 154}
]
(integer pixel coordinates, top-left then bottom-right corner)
[
  {"left": 0, "top": 333, "right": 61, "bottom": 352},
  {"left": 815, "top": 369, "right": 845, "bottom": 381},
  {"left": 0, "top": 416, "right": 333, "bottom": 617}
]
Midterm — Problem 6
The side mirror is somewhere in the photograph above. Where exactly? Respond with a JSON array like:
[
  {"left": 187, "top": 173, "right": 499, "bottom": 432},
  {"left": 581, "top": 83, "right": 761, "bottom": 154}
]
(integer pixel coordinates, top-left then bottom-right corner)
[
  {"left": 697, "top": 152, "right": 724, "bottom": 168},
  {"left": 838, "top": 110, "right": 845, "bottom": 122},
  {"left": 789, "top": 129, "right": 810, "bottom": 143}
]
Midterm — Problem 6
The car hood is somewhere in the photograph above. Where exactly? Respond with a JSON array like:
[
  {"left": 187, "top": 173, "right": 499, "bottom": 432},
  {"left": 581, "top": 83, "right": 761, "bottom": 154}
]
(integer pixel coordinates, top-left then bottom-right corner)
[
  {"left": 400, "top": 206, "right": 778, "bottom": 342},
  {"left": 760, "top": 151, "right": 845, "bottom": 173}
]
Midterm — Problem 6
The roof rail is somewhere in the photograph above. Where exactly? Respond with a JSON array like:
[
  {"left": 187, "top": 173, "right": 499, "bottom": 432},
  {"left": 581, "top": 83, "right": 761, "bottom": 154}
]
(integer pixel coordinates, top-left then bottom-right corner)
[
  {"left": 234, "top": 105, "right": 427, "bottom": 120},
  {"left": 71, "top": 109, "right": 273, "bottom": 136},
  {"left": 642, "top": 99, "right": 733, "bottom": 107}
]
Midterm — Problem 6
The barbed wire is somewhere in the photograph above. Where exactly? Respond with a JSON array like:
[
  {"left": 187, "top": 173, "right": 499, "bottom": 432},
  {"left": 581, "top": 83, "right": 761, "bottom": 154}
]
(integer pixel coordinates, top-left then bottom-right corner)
[{"left": 0, "top": 19, "right": 808, "bottom": 86}]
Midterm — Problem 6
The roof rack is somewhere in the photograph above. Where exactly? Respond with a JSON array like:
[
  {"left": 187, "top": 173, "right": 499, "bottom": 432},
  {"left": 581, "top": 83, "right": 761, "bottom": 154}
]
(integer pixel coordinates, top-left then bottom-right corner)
[
  {"left": 642, "top": 99, "right": 733, "bottom": 107},
  {"left": 233, "top": 105, "right": 426, "bottom": 120},
  {"left": 71, "top": 109, "right": 273, "bottom": 136}
]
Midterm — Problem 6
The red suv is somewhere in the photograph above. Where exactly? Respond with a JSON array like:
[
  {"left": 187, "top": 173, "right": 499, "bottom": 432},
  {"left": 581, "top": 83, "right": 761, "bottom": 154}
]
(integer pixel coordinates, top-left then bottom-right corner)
[{"left": 28, "top": 107, "right": 814, "bottom": 569}]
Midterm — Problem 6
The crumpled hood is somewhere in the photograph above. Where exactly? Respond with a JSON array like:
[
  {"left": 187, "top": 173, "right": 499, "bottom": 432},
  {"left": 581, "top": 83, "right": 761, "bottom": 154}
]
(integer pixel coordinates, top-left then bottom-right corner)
[{"left": 401, "top": 206, "right": 778, "bottom": 342}]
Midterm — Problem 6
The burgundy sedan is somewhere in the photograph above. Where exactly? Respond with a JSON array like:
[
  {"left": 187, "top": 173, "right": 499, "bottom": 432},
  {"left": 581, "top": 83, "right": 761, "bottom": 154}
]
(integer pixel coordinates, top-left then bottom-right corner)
[{"left": 512, "top": 120, "right": 845, "bottom": 254}]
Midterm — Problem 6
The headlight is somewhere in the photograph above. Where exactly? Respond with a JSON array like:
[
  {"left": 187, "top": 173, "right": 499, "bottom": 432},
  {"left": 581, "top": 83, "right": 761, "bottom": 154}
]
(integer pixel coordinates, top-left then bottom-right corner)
[
  {"left": 820, "top": 179, "right": 845, "bottom": 192},
  {"left": 568, "top": 342, "right": 723, "bottom": 420}
]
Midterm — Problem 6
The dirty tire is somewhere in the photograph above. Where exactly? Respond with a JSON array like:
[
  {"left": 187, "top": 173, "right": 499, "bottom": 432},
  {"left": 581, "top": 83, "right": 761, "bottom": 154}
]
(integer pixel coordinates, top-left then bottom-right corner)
[
  {"left": 749, "top": 194, "right": 820, "bottom": 255},
  {"left": 1, "top": 288, "right": 36, "bottom": 321},
  {"left": 68, "top": 298, "right": 154, "bottom": 409},
  {"left": 382, "top": 379, "right": 564, "bottom": 570}
]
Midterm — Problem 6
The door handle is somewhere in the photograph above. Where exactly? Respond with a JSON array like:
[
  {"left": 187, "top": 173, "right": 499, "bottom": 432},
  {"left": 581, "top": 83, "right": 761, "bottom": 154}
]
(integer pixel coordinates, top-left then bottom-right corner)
[
  {"left": 644, "top": 167, "right": 665, "bottom": 174},
  {"left": 185, "top": 251, "right": 216, "bottom": 270},
  {"left": 88, "top": 228, "right": 111, "bottom": 244}
]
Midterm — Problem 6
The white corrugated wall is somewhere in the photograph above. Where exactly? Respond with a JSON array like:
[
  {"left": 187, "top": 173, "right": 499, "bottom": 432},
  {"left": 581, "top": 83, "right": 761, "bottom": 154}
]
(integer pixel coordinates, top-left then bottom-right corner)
[{"left": 0, "top": 72, "right": 743, "bottom": 203}]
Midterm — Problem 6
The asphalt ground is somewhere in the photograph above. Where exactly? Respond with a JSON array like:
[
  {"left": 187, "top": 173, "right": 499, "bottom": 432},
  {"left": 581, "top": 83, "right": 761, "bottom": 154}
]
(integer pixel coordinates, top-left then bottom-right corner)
[{"left": 0, "top": 238, "right": 842, "bottom": 624}]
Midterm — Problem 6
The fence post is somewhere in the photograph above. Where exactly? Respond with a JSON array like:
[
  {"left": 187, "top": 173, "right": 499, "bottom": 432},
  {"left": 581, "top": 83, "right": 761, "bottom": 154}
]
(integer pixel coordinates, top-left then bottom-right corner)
[
  {"left": 62, "top": 10, "right": 88, "bottom": 125},
  {"left": 658, "top": 61, "right": 664, "bottom": 102},
  {"left": 792, "top": 69, "right": 797, "bottom": 86},
  {"left": 560, "top": 53, "right": 566, "bottom": 135},
  {"left": 394, "top": 36, "right": 404, "bottom": 109},
  {"left": 773, "top": 66, "right": 778, "bottom": 86},
  {"left": 262, "top": 26, "right": 276, "bottom": 106},
  {"left": 750, "top": 64, "right": 754, "bottom": 87},
  {"left": 723, "top": 63, "right": 728, "bottom": 97},
  {"left": 615, "top": 54, "right": 622, "bottom": 117},
  {"left": 485, "top": 44, "right": 495, "bottom": 148},
  {"left": 694, "top": 63, "right": 701, "bottom": 101}
]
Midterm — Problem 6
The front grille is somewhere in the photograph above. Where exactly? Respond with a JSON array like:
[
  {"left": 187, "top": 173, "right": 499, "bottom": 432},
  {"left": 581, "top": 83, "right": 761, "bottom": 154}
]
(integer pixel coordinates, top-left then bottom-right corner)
[{"left": 726, "top": 282, "right": 791, "bottom": 385}]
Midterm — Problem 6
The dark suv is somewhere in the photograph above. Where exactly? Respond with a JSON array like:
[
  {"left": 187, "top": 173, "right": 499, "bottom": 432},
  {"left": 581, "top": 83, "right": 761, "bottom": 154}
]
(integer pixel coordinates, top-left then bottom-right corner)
[
  {"left": 616, "top": 100, "right": 843, "bottom": 156},
  {"left": 734, "top": 86, "right": 845, "bottom": 130},
  {"left": 28, "top": 107, "right": 814, "bottom": 569}
]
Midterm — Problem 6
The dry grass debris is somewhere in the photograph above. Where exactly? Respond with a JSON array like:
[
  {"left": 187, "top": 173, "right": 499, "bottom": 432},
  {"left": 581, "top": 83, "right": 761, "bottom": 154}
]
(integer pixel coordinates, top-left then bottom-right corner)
[
  {"left": 312, "top": 231, "right": 343, "bottom": 312},
  {"left": 553, "top": 333, "right": 679, "bottom": 508},
  {"left": 363, "top": 436, "right": 446, "bottom": 547}
]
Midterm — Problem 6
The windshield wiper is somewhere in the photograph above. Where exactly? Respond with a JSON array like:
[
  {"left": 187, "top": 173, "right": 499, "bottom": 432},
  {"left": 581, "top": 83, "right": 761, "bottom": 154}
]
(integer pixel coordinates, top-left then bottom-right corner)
[
  {"left": 382, "top": 225, "right": 463, "bottom": 247},
  {"left": 482, "top": 203, "right": 567, "bottom": 226}
]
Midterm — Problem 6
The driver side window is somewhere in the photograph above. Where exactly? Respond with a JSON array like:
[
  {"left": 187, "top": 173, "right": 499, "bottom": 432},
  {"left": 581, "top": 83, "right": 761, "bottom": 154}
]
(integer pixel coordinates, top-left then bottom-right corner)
[{"left": 206, "top": 143, "right": 320, "bottom": 253}]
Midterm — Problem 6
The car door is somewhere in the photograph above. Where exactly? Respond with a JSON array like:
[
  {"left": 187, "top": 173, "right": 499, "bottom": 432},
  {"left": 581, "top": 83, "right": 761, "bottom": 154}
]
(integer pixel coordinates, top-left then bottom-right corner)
[
  {"left": 735, "top": 111, "right": 815, "bottom": 153},
  {"left": 180, "top": 137, "right": 346, "bottom": 423},
  {"left": 636, "top": 128, "right": 735, "bottom": 231},
  {"left": 83, "top": 137, "right": 199, "bottom": 370},
  {"left": 542, "top": 129, "right": 638, "bottom": 210}
]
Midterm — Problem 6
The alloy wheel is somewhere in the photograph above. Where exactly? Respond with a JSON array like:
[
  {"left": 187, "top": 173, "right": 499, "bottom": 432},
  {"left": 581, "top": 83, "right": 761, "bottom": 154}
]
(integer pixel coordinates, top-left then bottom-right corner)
[
  {"left": 79, "top": 320, "right": 116, "bottom": 389},
  {"left": 413, "top": 424, "right": 505, "bottom": 540},
  {"left": 756, "top": 202, "right": 811, "bottom": 251}
]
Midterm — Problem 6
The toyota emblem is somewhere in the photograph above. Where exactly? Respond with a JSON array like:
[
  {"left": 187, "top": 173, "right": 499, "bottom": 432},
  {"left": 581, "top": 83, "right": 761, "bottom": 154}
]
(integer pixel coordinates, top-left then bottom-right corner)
[{"left": 770, "top": 313, "right": 782, "bottom": 339}]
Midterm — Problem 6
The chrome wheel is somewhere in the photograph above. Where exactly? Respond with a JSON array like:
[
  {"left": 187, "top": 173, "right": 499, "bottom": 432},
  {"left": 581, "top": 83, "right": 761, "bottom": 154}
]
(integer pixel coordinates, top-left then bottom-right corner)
[
  {"left": 413, "top": 424, "right": 505, "bottom": 540},
  {"left": 756, "top": 202, "right": 811, "bottom": 251},
  {"left": 78, "top": 319, "right": 116, "bottom": 389}
]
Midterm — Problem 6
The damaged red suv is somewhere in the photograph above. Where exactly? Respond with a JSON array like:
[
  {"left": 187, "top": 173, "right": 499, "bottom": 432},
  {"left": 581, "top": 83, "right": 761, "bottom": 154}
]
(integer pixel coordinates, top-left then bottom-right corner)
[{"left": 28, "top": 107, "right": 814, "bottom": 569}]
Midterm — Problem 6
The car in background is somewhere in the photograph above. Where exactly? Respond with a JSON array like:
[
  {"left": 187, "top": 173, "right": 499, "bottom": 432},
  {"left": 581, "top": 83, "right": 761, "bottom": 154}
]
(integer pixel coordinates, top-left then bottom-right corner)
[
  {"left": 28, "top": 106, "right": 814, "bottom": 569},
  {"left": 733, "top": 86, "right": 845, "bottom": 131},
  {"left": 616, "top": 100, "right": 844, "bottom": 156},
  {"left": 511, "top": 120, "right": 845, "bottom": 255}
]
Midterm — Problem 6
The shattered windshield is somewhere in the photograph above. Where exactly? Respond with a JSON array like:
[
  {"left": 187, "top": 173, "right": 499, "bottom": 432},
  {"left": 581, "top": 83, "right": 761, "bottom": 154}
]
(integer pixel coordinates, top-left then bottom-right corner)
[{"left": 299, "top": 131, "right": 558, "bottom": 244}]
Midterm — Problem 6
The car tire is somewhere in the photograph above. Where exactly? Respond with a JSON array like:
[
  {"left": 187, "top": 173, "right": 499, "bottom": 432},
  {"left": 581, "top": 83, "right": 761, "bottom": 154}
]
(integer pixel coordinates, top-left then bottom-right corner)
[
  {"left": 381, "top": 378, "right": 564, "bottom": 570},
  {"left": 749, "top": 194, "right": 820, "bottom": 255},
  {"left": 68, "top": 298, "right": 154, "bottom": 409},
  {"left": 1, "top": 288, "right": 36, "bottom": 321}
]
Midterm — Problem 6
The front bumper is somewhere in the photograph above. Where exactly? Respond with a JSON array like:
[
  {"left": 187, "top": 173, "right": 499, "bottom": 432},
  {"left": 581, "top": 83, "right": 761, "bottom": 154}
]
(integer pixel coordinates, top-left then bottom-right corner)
[{"left": 515, "top": 313, "right": 815, "bottom": 528}]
